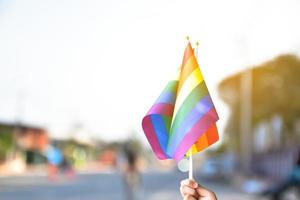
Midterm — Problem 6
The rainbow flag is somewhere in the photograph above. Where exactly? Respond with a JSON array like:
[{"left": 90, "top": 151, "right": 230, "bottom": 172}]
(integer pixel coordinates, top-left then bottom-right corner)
[{"left": 142, "top": 42, "right": 219, "bottom": 161}]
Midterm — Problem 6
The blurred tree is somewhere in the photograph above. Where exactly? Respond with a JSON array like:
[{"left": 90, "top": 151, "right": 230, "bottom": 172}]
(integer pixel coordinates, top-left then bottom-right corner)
[
  {"left": 219, "top": 54, "right": 300, "bottom": 152},
  {"left": 0, "top": 124, "right": 14, "bottom": 161}
]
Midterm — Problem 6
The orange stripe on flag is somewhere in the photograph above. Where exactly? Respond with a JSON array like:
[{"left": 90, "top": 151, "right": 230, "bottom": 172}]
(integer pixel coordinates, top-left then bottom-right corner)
[
  {"left": 194, "top": 134, "right": 208, "bottom": 152},
  {"left": 194, "top": 123, "right": 218, "bottom": 152},
  {"left": 206, "top": 123, "right": 219, "bottom": 145},
  {"left": 181, "top": 43, "right": 194, "bottom": 67},
  {"left": 178, "top": 44, "right": 198, "bottom": 92}
]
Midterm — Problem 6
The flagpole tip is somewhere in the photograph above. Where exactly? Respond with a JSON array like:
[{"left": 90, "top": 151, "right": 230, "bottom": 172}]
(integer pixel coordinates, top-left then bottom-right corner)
[
  {"left": 195, "top": 41, "right": 200, "bottom": 47},
  {"left": 185, "top": 36, "right": 190, "bottom": 42}
]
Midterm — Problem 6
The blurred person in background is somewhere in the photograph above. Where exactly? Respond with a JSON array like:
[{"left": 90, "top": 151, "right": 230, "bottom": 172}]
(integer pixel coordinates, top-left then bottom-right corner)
[
  {"left": 45, "top": 145, "right": 63, "bottom": 180},
  {"left": 45, "top": 146, "right": 76, "bottom": 181},
  {"left": 180, "top": 179, "right": 217, "bottom": 200},
  {"left": 119, "top": 143, "right": 142, "bottom": 200},
  {"left": 60, "top": 155, "right": 76, "bottom": 179}
]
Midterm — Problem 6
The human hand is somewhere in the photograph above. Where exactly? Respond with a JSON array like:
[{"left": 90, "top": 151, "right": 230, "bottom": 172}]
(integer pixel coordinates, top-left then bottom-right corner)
[{"left": 180, "top": 179, "right": 217, "bottom": 200}]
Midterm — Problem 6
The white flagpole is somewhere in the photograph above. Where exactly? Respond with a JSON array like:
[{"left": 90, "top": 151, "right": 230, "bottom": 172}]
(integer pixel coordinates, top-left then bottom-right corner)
[
  {"left": 189, "top": 148, "right": 193, "bottom": 179},
  {"left": 187, "top": 40, "right": 200, "bottom": 180}
]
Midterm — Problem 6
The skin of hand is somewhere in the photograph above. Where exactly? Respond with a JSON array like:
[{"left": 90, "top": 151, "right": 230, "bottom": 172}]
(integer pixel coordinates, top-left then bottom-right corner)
[{"left": 180, "top": 179, "right": 217, "bottom": 200}]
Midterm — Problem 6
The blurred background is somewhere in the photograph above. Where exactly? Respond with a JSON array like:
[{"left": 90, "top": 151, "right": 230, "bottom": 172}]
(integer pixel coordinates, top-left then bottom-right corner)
[{"left": 0, "top": 0, "right": 300, "bottom": 199}]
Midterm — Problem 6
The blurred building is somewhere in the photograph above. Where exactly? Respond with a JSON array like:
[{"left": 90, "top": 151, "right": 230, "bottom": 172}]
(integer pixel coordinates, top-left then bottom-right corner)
[
  {"left": 15, "top": 125, "right": 48, "bottom": 150},
  {"left": 15, "top": 124, "right": 49, "bottom": 165},
  {"left": 0, "top": 122, "right": 49, "bottom": 175}
]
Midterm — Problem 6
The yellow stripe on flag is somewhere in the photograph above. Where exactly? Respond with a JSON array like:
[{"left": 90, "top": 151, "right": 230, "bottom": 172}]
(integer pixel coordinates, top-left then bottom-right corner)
[{"left": 173, "top": 67, "right": 204, "bottom": 118}]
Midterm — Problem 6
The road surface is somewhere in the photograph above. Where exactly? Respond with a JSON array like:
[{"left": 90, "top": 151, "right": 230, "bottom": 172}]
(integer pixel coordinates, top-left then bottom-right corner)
[{"left": 0, "top": 171, "right": 255, "bottom": 200}]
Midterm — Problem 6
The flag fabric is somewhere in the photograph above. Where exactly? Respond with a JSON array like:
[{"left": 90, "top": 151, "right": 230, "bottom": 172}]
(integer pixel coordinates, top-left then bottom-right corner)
[{"left": 142, "top": 42, "right": 219, "bottom": 161}]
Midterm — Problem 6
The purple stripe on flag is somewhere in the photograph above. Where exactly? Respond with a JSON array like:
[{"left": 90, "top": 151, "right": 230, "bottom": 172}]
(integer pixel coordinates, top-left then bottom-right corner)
[
  {"left": 172, "top": 108, "right": 219, "bottom": 161},
  {"left": 166, "top": 95, "right": 214, "bottom": 156},
  {"left": 156, "top": 91, "right": 175, "bottom": 104}
]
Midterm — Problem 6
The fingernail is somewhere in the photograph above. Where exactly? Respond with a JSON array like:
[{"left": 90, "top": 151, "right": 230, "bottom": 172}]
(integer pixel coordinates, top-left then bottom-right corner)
[{"left": 192, "top": 182, "right": 198, "bottom": 188}]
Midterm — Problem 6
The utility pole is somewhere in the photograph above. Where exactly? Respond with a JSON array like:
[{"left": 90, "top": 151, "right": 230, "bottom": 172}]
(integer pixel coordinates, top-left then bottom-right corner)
[
  {"left": 237, "top": 8, "right": 254, "bottom": 174},
  {"left": 240, "top": 68, "right": 252, "bottom": 174},
  {"left": 11, "top": 89, "right": 26, "bottom": 159}
]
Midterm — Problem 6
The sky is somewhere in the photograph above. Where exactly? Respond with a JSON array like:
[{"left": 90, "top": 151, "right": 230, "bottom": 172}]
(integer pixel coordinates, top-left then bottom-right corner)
[{"left": 1, "top": 0, "right": 300, "bottom": 143}]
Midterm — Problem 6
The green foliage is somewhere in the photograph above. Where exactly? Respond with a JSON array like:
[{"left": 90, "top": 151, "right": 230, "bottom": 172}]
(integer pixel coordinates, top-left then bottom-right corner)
[
  {"left": 0, "top": 124, "right": 14, "bottom": 161},
  {"left": 218, "top": 54, "right": 300, "bottom": 148},
  {"left": 251, "top": 55, "right": 300, "bottom": 126}
]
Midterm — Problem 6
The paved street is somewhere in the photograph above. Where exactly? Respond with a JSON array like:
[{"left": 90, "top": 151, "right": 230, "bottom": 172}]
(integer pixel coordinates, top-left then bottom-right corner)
[{"left": 0, "top": 171, "right": 255, "bottom": 200}]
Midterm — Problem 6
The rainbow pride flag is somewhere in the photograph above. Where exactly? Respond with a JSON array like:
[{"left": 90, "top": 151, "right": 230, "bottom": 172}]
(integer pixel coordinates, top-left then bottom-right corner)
[{"left": 142, "top": 42, "right": 219, "bottom": 161}]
